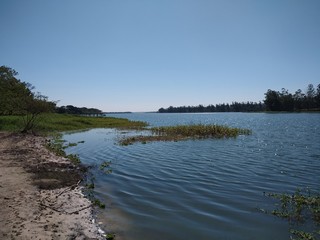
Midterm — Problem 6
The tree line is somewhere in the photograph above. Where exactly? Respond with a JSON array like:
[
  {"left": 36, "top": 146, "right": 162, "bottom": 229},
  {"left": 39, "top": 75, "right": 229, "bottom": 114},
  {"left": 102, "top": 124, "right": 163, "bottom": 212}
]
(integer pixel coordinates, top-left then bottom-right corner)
[
  {"left": 56, "top": 105, "right": 103, "bottom": 115},
  {"left": 158, "top": 102, "right": 265, "bottom": 113},
  {"left": 0, "top": 66, "right": 104, "bottom": 132},
  {"left": 158, "top": 83, "right": 320, "bottom": 113},
  {"left": 264, "top": 84, "right": 320, "bottom": 111}
]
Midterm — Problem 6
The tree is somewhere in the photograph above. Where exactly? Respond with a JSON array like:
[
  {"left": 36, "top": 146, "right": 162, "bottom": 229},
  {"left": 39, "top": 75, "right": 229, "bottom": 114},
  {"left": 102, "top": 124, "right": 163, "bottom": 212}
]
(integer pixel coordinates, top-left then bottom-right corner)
[
  {"left": 20, "top": 93, "right": 56, "bottom": 133},
  {"left": 316, "top": 84, "right": 320, "bottom": 108},
  {"left": 0, "top": 66, "right": 56, "bottom": 133},
  {"left": 264, "top": 89, "right": 282, "bottom": 111},
  {"left": 305, "top": 84, "right": 317, "bottom": 109},
  {"left": 0, "top": 66, "right": 33, "bottom": 115},
  {"left": 280, "top": 88, "right": 294, "bottom": 111}
]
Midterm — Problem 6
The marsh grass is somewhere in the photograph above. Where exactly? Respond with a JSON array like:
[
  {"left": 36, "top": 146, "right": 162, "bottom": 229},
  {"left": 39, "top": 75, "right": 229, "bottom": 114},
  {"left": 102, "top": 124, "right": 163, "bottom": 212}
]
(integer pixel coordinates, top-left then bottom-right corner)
[
  {"left": 0, "top": 113, "right": 147, "bottom": 133},
  {"left": 119, "top": 124, "right": 251, "bottom": 145}
]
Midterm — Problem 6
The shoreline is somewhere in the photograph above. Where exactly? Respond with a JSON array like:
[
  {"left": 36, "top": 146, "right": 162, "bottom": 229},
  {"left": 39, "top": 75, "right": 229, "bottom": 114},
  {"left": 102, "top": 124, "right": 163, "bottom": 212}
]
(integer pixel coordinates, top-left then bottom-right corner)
[{"left": 0, "top": 132, "right": 105, "bottom": 239}]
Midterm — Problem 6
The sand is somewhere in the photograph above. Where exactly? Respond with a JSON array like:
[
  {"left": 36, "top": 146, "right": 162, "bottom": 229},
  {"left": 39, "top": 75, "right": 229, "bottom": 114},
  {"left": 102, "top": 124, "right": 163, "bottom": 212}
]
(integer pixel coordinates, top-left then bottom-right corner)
[{"left": 0, "top": 132, "right": 105, "bottom": 239}]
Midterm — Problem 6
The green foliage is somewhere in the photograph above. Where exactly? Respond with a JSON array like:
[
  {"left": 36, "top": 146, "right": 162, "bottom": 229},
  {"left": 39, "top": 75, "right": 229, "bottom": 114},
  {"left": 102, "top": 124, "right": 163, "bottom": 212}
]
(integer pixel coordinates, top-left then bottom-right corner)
[
  {"left": 0, "top": 66, "right": 56, "bottom": 133},
  {"left": 99, "top": 161, "right": 112, "bottom": 174},
  {"left": 106, "top": 233, "right": 116, "bottom": 240},
  {"left": 120, "top": 124, "right": 251, "bottom": 145},
  {"left": 0, "top": 66, "right": 33, "bottom": 115},
  {"left": 159, "top": 83, "right": 320, "bottom": 113},
  {"left": 56, "top": 105, "right": 103, "bottom": 115},
  {"left": 92, "top": 198, "right": 106, "bottom": 209},
  {"left": 264, "top": 84, "right": 320, "bottom": 112},
  {"left": 0, "top": 113, "right": 147, "bottom": 133},
  {"left": 265, "top": 188, "right": 320, "bottom": 240},
  {"left": 159, "top": 102, "right": 265, "bottom": 113},
  {"left": 85, "top": 183, "right": 95, "bottom": 189},
  {"left": 45, "top": 135, "right": 81, "bottom": 165}
]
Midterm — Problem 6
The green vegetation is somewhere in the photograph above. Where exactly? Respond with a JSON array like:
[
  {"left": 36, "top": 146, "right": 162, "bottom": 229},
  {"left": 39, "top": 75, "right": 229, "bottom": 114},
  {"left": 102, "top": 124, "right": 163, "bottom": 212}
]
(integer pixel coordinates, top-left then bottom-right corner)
[
  {"left": 0, "top": 66, "right": 146, "bottom": 134},
  {"left": 264, "top": 84, "right": 320, "bottom": 111},
  {"left": 0, "top": 66, "right": 56, "bottom": 133},
  {"left": 92, "top": 198, "right": 106, "bottom": 209},
  {"left": 99, "top": 161, "right": 112, "bottom": 174},
  {"left": 56, "top": 105, "right": 103, "bottom": 115},
  {"left": 264, "top": 189, "right": 320, "bottom": 240},
  {"left": 106, "top": 233, "right": 116, "bottom": 240},
  {"left": 120, "top": 124, "right": 251, "bottom": 145},
  {"left": 158, "top": 83, "right": 320, "bottom": 113},
  {"left": 159, "top": 101, "right": 265, "bottom": 113},
  {"left": 0, "top": 113, "right": 147, "bottom": 133},
  {"left": 45, "top": 134, "right": 82, "bottom": 165}
]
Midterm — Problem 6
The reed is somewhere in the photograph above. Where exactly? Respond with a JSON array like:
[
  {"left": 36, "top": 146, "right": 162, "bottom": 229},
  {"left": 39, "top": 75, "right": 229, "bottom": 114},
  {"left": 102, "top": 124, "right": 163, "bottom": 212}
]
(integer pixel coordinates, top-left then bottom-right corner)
[
  {"left": 119, "top": 124, "right": 251, "bottom": 145},
  {"left": 152, "top": 124, "right": 251, "bottom": 138}
]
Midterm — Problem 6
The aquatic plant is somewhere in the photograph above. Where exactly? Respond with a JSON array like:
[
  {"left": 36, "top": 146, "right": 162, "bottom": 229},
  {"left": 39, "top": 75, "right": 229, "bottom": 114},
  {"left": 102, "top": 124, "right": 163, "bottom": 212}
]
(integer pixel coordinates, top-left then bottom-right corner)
[
  {"left": 119, "top": 124, "right": 251, "bottom": 145},
  {"left": 106, "top": 233, "right": 116, "bottom": 240},
  {"left": 264, "top": 188, "right": 320, "bottom": 240},
  {"left": 99, "top": 161, "right": 112, "bottom": 174},
  {"left": 45, "top": 135, "right": 81, "bottom": 165},
  {"left": 92, "top": 198, "right": 106, "bottom": 209}
]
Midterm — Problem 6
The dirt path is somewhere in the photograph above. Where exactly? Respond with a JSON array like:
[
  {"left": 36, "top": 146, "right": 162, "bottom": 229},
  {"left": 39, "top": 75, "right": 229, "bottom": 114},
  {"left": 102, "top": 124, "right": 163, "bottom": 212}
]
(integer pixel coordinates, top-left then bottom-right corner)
[{"left": 0, "top": 132, "right": 104, "bottom": 239}]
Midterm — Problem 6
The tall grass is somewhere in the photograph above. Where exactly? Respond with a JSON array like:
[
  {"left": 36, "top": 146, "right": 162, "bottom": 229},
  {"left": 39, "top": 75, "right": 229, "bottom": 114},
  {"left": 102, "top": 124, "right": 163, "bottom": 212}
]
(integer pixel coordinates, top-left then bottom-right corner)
[
  {"left": 152, "top": 124, "right": 251, "bottom": 138},
  {"left": 0, "top": 113, "right": 147, "bottom": 133},
  {"left": 120, "top": 124, "right": 251, "bottom": 145}
]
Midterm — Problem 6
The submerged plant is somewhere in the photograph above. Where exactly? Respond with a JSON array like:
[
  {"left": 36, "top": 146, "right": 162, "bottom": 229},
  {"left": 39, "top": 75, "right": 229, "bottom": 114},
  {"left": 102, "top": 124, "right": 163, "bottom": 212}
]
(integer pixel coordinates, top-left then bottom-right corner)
[
  {"left": 264, "top": 188, "right": 320, "bottom": 240},
  {"left": 106, "top": 233, "right": 116, "bottom": 240},
  {"left": 92, "top": 198, "right": 106, "bottom": 209},
  {"left": 45, "top": 135, "right": 82, "bottom": 164},
  {"left": 99, "top": 161, "right": 112, "bottom": 174}
]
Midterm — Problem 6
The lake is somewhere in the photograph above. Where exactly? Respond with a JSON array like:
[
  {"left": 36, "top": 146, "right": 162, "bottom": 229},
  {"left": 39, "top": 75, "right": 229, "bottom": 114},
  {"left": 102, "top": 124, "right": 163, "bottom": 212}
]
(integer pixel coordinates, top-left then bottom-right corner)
[{"left": 63, "top": 113, "right": 320, "bottom": 240}]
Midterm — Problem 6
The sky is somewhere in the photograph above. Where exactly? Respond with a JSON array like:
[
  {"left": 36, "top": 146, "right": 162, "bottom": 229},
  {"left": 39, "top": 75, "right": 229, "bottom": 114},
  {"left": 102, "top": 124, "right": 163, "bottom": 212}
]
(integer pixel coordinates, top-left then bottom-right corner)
[{"left": 1, "top": 0, "right": 319, "bottom": 112}]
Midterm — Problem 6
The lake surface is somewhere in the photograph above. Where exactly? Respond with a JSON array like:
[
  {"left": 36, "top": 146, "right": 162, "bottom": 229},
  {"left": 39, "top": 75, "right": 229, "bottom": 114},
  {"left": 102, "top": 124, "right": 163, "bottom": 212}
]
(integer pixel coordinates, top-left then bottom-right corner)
[{"left": 63, "top": 113, "right": 320, "bottom": 240}]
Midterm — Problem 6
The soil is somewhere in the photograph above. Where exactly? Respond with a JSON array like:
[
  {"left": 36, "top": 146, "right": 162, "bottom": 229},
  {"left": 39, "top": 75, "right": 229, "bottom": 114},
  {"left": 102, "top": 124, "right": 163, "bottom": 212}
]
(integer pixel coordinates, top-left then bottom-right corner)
[{"left": 0, "top": 132, "right": 104, "bottom": 239}]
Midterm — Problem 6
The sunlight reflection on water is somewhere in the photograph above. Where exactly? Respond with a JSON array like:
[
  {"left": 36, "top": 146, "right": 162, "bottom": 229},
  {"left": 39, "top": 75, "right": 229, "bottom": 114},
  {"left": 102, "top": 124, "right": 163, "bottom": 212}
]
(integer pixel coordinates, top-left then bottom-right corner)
[{"left": 64, "top": 113, "right": 320, "bottom": 240}]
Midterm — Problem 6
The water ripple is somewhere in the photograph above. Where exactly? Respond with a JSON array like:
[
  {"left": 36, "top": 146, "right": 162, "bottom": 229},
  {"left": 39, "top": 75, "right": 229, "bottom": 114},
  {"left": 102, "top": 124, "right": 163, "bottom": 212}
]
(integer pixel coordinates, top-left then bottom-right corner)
[{"left": 64, "top": 113, "right": 320, "bottom": 240}]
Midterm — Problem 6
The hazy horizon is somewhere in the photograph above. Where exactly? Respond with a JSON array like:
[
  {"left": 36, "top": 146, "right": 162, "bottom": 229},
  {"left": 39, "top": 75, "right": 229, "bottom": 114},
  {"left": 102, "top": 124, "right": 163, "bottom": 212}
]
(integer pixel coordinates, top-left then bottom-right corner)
[{"left": 1, "top": 0, "right": 319, "bottom": 112}]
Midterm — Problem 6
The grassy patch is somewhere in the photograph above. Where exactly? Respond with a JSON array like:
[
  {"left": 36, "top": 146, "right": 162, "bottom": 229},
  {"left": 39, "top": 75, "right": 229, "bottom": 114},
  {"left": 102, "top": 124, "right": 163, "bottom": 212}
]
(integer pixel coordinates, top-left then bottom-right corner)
[
  {"left": 0, "top": 113, "right": 147, "bottom": 133},
  {"left": 119, "top": 124, "right": 251, "bottom": 145}
]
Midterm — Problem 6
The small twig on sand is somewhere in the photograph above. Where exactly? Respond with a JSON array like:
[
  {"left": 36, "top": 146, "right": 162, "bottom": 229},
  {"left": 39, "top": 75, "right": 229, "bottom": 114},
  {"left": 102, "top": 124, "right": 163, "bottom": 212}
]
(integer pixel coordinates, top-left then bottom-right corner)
[
  {"left": 40, "top": 202, "right": 92, "bottom": 215},
  {"left": 56, "top": 180, "right": 82, "bottom": 198}
]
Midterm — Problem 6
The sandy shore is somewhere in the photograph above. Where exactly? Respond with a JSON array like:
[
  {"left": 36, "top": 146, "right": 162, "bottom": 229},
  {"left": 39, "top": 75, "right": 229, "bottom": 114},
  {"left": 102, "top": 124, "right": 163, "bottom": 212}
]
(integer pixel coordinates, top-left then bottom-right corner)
[{"left": 0, "top": 132, "right": 104, "bottom": 239}]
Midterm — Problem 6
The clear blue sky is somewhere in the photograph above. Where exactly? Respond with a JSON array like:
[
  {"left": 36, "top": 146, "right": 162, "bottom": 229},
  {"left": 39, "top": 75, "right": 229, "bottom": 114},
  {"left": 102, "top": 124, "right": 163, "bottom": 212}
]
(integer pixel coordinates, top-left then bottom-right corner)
[{"left": 1, "top": 0, "right": 319, "bottom": 112}]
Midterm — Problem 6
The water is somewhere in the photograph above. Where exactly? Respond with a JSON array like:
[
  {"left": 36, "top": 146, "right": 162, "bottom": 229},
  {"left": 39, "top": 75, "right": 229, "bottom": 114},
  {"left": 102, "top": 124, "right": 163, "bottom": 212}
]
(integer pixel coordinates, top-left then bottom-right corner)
[{"left": 63, "top": 113, "right": 320, "bottom": 240}]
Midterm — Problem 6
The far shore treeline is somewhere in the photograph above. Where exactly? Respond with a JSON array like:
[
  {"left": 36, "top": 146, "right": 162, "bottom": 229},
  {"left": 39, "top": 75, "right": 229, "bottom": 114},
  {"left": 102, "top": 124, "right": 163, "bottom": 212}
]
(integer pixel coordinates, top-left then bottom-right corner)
[
  {"left": 1, "top": 65, "right": 320, "bottom": 120},
  {"left": 158, "top": 84, "right": 320, "bottom": 113}
]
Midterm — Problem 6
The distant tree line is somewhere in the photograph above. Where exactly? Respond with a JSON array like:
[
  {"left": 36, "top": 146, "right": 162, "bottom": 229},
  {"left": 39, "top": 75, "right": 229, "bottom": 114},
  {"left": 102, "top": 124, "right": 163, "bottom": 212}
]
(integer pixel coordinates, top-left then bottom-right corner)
[
  {"left": 159, "top": 102, "right": 265, "bottom": 113},
  {"left": 56, "top": 105, "right": 103, "bottom": 115},
  {"left": 264, "top": 84, "right": 320, "bottom": 111},
  {"left": 158, "top": 83, "right": 320, "bottom": 113}
]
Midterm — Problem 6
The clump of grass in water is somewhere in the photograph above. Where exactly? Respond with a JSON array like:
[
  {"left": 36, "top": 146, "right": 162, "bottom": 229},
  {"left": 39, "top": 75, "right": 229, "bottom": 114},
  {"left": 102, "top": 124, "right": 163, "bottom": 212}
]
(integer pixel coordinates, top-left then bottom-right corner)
[
  {"left": 119, "top": 124, "right": 251, "bottom": 145},
  {"left": 263, "top": 188, "right": 320, "bottom": 240}
]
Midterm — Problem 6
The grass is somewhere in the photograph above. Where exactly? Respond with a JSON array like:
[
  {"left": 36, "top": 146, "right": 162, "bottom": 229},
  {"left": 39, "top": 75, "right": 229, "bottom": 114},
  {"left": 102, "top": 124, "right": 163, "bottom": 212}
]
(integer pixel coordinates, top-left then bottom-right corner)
[
  {"left": 0, "top": 113, "right": 147, "bottom": 133},
  {"left": 119, "top": 124, "right": 251, "bottom": 145}
]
